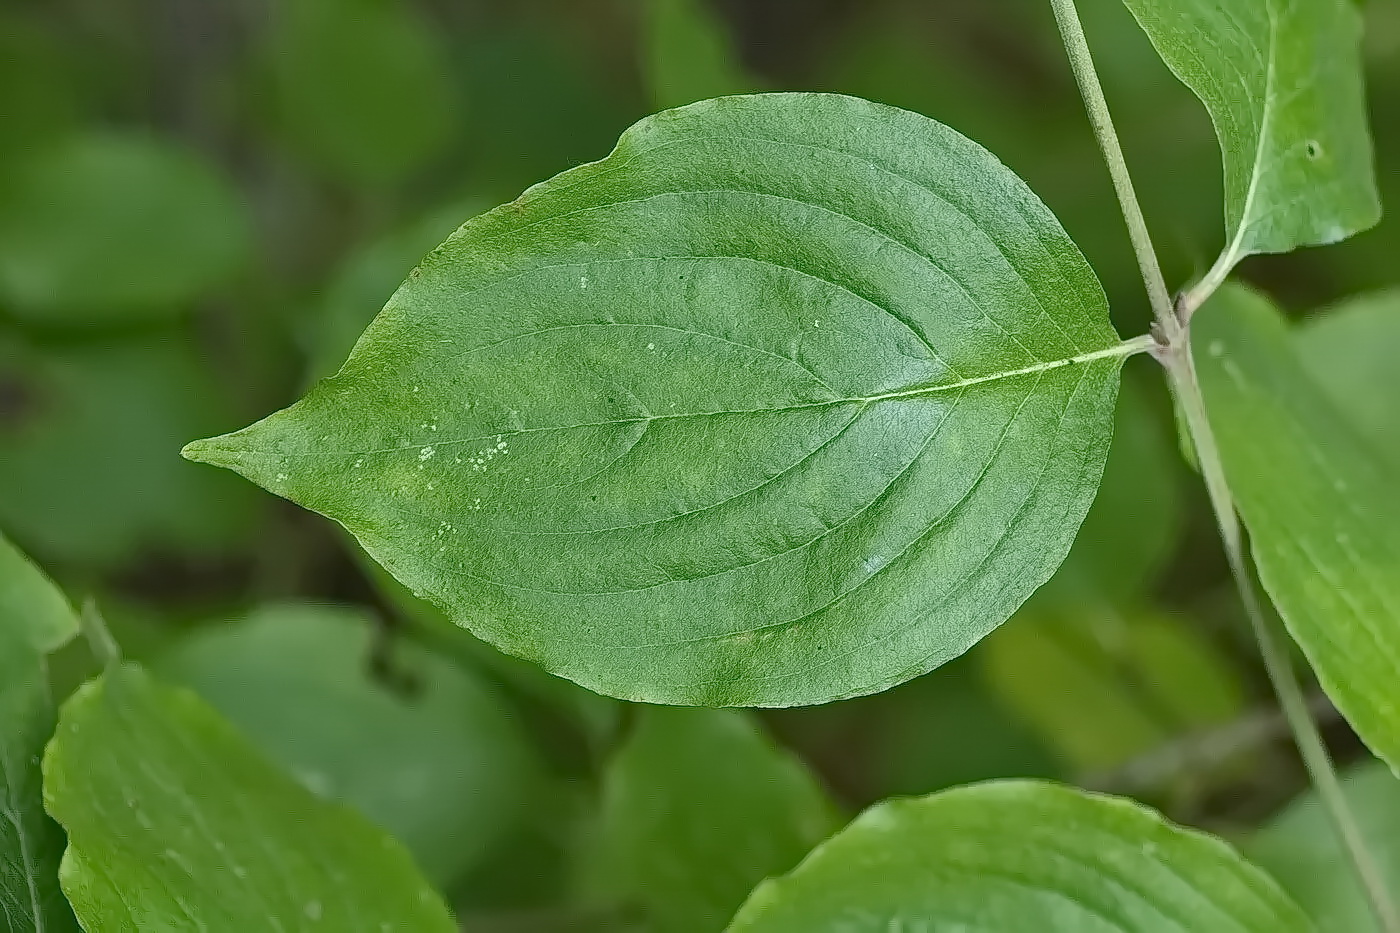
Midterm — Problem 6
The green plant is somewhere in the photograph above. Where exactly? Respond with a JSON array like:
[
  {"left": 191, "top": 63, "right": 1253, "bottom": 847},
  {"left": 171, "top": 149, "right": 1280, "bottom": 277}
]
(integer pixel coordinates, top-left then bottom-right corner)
[{"left": 4, "top": 0, "right": 1399, "bottom": 930}]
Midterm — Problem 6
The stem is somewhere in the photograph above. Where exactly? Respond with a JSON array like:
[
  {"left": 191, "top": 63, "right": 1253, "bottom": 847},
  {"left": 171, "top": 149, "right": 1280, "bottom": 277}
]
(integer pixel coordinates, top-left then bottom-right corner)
[
  {"left": 1048, "top": 0, "right": 1178, "bottom": 341},
  {"left": 1169, "top": 349, "right": 1400, "bottom": 933},
  {"left": 1049, "top": 2, "right": 1397, "bottom": 922},
  {"left": 79, "top": 597, "right": 121, "bottom": 670}
]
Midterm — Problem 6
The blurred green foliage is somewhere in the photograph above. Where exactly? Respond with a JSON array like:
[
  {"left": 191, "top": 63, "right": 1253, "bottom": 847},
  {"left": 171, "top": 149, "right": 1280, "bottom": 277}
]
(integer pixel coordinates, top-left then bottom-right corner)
[{"left": 1, "top": 0, "right": 1396, "bottom": 926}]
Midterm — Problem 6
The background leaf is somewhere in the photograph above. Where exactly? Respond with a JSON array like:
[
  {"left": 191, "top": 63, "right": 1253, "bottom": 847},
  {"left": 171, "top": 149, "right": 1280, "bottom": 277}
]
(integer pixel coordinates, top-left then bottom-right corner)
[
  {"left": 185, "top": 92, "right": 1128, "bottom": 707},
  {"left": 1195, "top": 283, "right": 1400, "bottom": 770},
  {"left": 43, "top": 664, "right": 457, "bottom": 932},
  {"left": 0, "top": 133, "right": 251, "bottom": 323},
  {"left": 262, "top": 0, "right": 458, "bottom": 186},
  {"left": 981, "top": 607, "right": 1245, "bottom": 774},
  {"left": 1120, "top": 0, "right": 1379, "bottom": 268},
  {"left": 577, "top": 707, "right": 838, "bottom": 932},
  {"left": 1248, "top": 760, "right": 1400, "bottom": 932},
  {"left": 151, "top": 603, "right": 544, "bottom": 892},
  {"left": 1298, "top": 289, "right": 1400, "bottom": 467},
  {"left": 0, "top": 531, "right": 78, "bottom": 654},
  {"left": 641, "top": 0, "right": 752, "bottom": 111},
  {"left": 728, "top": 780, "right": 1311, "bottom": 932}
]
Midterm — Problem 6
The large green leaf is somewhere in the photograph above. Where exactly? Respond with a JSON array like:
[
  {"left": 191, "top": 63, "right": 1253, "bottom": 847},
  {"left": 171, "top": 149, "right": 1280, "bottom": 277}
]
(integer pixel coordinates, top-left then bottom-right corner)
[
  {"left": 1121, "top": 0, "right": 1379, "bottom": 271},
  {"left": 1195, "top": 284, "right": 1400, "bottom": 770},
  {"left": 1248, "top": 761, "right": 1400, "bottom": 932},
  {"left": 727, "top": 780, "right": 1312, "bottom": 931},
  {"left": 0, "top": 133, "right": 251, "bottom": 323},
  {"left": 578, "top": 708, "right": 838, "bottom": 932},
  {"left": 1299, "top": 290, "right": 1400, "bottom": 468},
  {"left": 186, "top": 92, "right": 1134, "bottom": 707},
  {"left": 43, "top": 665, "right": 456, "bottom": 932},
  {"left": 0, "top": 536, "right": 78, "bottom": 933},
  {"left": 151, "top": 604, "right": 543, "bottom": 890}
]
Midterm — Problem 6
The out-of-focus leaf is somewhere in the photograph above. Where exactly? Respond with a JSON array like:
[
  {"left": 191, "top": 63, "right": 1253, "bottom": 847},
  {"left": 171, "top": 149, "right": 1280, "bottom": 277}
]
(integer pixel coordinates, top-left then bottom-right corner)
[
  {"left": 579, "top": 708, "right": 838, "bottom": 932},
  {"left": 0, "top": 133, "right": 251, "bottom": 322},
  {"left": 1044, "top": 368, "right": 1184, "bottom": 604},
  {"left": 642, "top": 0, "right": 750, "bottom": 110},
  {"left": 1121, "top": 0, "right": 1379, "bottom": 275},
  {"left": 0, "top": 530, "right": 78, "bottom": 654},
  {"left": 151, "top": 603, "right": 542, "bottom": 890},
  {"left": 1248, "top": 760, "right": 1400, "bottom": 932},
  {"left": 265, "top": 0, "right": 457, "bottom": 186},
  {"left": 981, "top": 608, "right": 1245, "bottom": 772},
  {"left": 1299, "top": 289, "right": 1400, "bottom": 467},
  {"left": 0, "top": 16, "right": 80, "bottom": 160},
  {"left": 861, "top": 654, "right": 1061, "bottom": 798},
  {"left": 185, "top": 92, "right": 1130, "bottom": 707},
  {"left": 1196, "top": 283, "right": 1400, "bottom": 771},
  {"left": 728, "top": 780, "right": 1311, "bottom": 931},
  {"left": 0, "top": 333, "right": 263, "bottom": 570},
  {"left": 309, "top": 203, "right": 475, "bottom": 382},
  {"left": 0, "top": 535, "right": 78, "bottom": 933},
  {"left": 44, "top": 664, "right": 457, "bottom": 931}
]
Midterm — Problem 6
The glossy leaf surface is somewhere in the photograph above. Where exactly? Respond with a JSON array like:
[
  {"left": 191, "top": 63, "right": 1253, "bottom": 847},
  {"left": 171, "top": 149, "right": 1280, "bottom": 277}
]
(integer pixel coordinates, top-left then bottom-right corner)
[
  {"left": 152, "top": 604, "right": 542, "bottom": 889},
  {"left": 187, "top": 92, "right": 1128, "bottom": 706},
  {"left": 1121, "top": 0, "right": 1379, "bottom": 268},
  {"left": 579, "top": 708, "right": 837, "bottom": 932},
  {"left": 1196, "top": 284, "right": 1400, "bottom": 770},
  {"left": 43, "top": 665, "right": 456, "bottom": 932},
  {"left": 727, "top": 780, "right": 1311, "bottom": 931},
  {"left": 1249, "top": 761, "right": 1400, "bottom": 932}
]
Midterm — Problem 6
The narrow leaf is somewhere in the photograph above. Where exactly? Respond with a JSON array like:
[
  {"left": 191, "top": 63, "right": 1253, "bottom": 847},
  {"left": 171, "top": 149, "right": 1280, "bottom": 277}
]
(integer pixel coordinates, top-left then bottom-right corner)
[
  {"left": 1195, "top": 283, "right": 1400, "bottom": 770},
  {"left": 0, "top": 536, "right": 79, "bottom": 933},
  {"left": 1121, "top": 0, "right": 1379, "bottom": 269},
  {"left": 727, "top": 780, "right": 1311, "bottom": 931},
  {"left": 185, "top": 92, "right": 1129, "bottom": 707},
  {"left": 43, "top": 665, "right": 456, "bottom": 932},
  {"left": 578, "top": 708, "right": 838, "bottom": 932},
  {"left": 1248, "top": 761, "right": 1400, "bottom": 932}
]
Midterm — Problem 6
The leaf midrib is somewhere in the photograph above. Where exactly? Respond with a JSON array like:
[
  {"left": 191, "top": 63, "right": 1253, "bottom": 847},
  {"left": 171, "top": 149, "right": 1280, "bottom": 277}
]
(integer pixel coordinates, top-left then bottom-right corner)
[{"left": 201, "top": 340, "right": 1138, "bottom": 463}]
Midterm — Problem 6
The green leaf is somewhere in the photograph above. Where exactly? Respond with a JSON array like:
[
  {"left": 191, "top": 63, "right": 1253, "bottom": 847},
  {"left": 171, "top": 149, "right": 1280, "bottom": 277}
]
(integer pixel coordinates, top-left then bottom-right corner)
[
  {"left": 1121, "top": 0, "right": 1379, "bottom": 271},
  {"left": 43, "top": 664, "right": 456, "bottom": 932},
  {"left": 264, "top": 0, "right": 457, "bottom": 186},
  {"left": 981, "top": 607, "right": 1245, "bottom": 773},
  {"left": 151, "top": 603, "right": 544, "bottom": 890},
  {"left": 1248, "top": 761, "right": 1400, "bottom": 932},
  {"left": 579, "top": 708, "right": 838, "bottom": 932},
  {"left": 0, "top": 530, "right": 78, "bottom": 655},
  {"left": 0, "top": 538, "right": 79, "bottom": 933},
  {"left": 727, "top": 780, "right": 1312, "bottom": 932},
  {"left": 0, "top": 133, "right": 251, "bottom": 323},
  {"left": 185, "top": 92, "right": 1131, "bottom": 707},
  {"left": 1195, "top": 283, "right": 1400, "bottom": 770},
  {"left": 1298, "top": 289, "right": 1400, "bottom": 468},
  {"left": 642, "top": 0, "right": 751, "bottom": 110},
  {"left": 0, "top": 334, "right": 264, "bottom": 570}
]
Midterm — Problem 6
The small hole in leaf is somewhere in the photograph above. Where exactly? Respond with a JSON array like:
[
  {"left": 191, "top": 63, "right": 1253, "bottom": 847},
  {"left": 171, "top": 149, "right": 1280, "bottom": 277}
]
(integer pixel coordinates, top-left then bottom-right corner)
[{"left": 1305, "top": 140, "right": 1322, "bottom": 160}]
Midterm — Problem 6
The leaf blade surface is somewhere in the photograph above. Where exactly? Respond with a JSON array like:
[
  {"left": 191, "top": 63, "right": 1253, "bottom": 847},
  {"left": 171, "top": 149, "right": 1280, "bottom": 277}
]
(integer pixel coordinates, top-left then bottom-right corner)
[{"left": 187, "top": 93, "right": 1125, "bottom": 706}]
